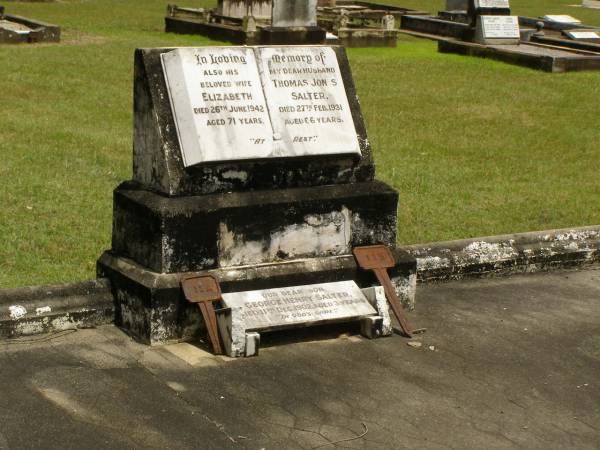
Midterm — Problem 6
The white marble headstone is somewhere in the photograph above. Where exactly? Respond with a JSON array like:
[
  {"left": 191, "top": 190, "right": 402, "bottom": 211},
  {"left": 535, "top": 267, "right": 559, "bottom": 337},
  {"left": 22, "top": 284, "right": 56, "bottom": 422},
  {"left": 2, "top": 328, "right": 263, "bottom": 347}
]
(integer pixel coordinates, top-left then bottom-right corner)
[
  {"left": 221, "top": 280, "right": 377, "bottom": 331},
  {"left": 256, "top": 47, "right": 360, "bottom": 158},
  {"left": 161, "top": 47, "right": 273, "bottom": 166},
  {"left": 480, "top": 15, "right": 520, "bottom": 39},
  {"left": 161, "top": 46, "right": 360, "bottom": 167}
]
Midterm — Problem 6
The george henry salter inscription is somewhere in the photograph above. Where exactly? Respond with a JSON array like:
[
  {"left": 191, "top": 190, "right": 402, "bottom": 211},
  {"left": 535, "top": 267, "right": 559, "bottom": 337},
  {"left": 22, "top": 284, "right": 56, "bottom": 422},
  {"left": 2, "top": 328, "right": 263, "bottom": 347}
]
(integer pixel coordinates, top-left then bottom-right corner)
[
  {"left": 161, "top": 46, "right": 360, "bottom": 167},
  {"left": 221, "top": 281, "right": 376, "bottom": 330}
]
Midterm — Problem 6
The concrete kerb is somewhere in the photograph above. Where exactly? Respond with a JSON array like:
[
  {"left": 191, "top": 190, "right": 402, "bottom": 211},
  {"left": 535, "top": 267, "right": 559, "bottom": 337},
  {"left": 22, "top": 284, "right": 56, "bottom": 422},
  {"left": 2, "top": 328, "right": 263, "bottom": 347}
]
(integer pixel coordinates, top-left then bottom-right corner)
[
  {"left": 406, "top": 225, "right": 600, "bottom": 282},
  {"left": 0, "top": 279, "right": 114, "bottom": 339},
  {"left": 1, "top": 225, "right": 598, "bottom": 339}
]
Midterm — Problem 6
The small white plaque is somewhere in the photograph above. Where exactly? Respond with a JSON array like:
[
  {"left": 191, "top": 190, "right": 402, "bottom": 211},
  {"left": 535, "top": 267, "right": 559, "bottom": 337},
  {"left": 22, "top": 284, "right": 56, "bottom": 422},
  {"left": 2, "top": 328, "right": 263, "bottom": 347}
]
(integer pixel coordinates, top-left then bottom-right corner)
[
  {"left": 481, "top": 15, "right": 520, "bottom": 39},
  {"left": 475, "top": 0, "right": 510, "bottom": 8},
  {"left": 161, "top": 47, "right": 273, "bottom": 166},
  {"left": 221, "top": 280, "right": 377, "bottom": 330},
  {"left": 543, "top": 15, "right": 581, "bottom": 24},
  {"left": 257, "top": 47, "right": 360, "bottom": 158},
  {"left": 566, "top": 31, "right": 600, "bottom": 39}
]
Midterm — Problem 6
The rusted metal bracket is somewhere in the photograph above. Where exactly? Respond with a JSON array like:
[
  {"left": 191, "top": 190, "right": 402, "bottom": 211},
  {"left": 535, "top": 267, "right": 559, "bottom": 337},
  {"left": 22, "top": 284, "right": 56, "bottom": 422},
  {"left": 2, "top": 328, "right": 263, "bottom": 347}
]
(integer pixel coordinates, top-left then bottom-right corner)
[
  {"left": 353, "top": 245, "right": 414, "bottom": 338},
  {"left": 181, "top": 274, "right": 223, "bottom": 355}
]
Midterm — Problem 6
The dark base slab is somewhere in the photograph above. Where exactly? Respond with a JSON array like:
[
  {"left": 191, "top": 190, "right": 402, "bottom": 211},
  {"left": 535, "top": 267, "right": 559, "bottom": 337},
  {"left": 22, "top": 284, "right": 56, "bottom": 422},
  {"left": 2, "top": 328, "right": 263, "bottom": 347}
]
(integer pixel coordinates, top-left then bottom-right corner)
[
  {"left": 96, "top": 251, "right": 417, "bottom": 345},
  {"left": 530, "top": 35, "right": 600, "bottom": 54},
  {"left": 165, "top": 17, "right": 326, "bottom": 45},
  {"left": 112, "top": 180, "right": 398, "bottom": 274},
  {"left": 164, "top": 16, "right": 259, "bottom": 44},
  {"left": 439, "top": 40, "right": 600, "bottom": 72},
  {"left": 260, "top": 26, "right": 326, "bottom": 45},
  {"left": 401, "top": 14, "right": 471, "bottom": 40},
  {"left": 0, "top": 13, "right": 60, "bottom": 44}
]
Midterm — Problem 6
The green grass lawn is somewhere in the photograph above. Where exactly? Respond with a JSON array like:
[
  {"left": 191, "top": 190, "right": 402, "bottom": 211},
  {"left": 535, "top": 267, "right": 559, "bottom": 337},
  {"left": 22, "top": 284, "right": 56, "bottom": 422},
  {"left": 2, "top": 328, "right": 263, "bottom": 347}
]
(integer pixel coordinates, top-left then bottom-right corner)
[{"left": 1, "top": 0, "right": 599, "bottom": 288}]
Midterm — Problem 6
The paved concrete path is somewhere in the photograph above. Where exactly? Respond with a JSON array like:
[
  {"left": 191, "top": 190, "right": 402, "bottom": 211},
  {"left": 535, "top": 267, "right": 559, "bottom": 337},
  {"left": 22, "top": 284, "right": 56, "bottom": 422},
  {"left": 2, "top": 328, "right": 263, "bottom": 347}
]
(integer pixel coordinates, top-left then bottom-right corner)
[{"left": 1, "top": 268, "right": 599, "bottom": 449}]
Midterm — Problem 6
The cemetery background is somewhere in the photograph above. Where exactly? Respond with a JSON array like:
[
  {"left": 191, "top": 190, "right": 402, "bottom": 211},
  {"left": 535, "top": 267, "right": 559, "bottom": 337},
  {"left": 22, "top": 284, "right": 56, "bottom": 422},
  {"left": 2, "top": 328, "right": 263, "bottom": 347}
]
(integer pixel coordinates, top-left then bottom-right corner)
[{"left": 1, "top": 0, "right": 599, "bottom": 288}]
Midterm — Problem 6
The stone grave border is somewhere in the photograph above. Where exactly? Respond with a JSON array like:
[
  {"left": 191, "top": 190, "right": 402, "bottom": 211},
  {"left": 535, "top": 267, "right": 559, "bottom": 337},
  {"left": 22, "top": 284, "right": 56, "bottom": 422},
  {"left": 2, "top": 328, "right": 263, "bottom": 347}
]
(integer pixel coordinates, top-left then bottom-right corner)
[
  {"left": 0, "top": 12, "right": 60, "bottom": 44},
  {"left": 2, "top": 225, "right": 599, "bottom": 339}
]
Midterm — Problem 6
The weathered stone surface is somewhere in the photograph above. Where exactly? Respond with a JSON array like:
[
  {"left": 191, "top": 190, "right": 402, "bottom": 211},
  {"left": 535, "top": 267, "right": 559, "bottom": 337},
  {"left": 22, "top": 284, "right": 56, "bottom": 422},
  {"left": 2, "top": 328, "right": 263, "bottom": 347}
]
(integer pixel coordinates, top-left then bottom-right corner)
[
  {"left": 217, "top": 0, "right": 272, "bottom": 18},
  {"left": 133, "top": 46, "right": 372, "bottom": 196},
  {"left": 272, "top": 0, "right": 318, "bottom": 27},
  {"left": 405, "top": 226, "right": 600, "bottom": 282},
  {"left": 111, "top": 180, "right": 398, "bottom": 273},
  {"left": 0, "top": 279, "right": 113, "bottom": 338},
  {"left": 0, "top": 13, "right": 60, "bottom": 44},
  {"left": 97, "top": 250, "right": 417, "bottom": 345},
  {"left": 221, "top": 280, "right": 376, "bottom": 331}
]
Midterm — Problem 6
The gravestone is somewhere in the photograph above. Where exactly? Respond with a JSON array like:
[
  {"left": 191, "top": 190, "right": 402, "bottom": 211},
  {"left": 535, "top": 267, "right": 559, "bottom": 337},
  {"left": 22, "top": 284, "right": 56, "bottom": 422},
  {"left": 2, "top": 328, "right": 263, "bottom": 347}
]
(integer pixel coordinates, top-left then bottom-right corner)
[
  {"left": 468, "top": 0, "right": 519, "bottom": 44},
  {"left": 262, "top": 0, "right": 326, "bottom": 44},
  {"left": 474, "top": 15, "right": 519, "bottom": 44},
  {"left": 97, "top": 45, "right": 416, "bottom": 346}
]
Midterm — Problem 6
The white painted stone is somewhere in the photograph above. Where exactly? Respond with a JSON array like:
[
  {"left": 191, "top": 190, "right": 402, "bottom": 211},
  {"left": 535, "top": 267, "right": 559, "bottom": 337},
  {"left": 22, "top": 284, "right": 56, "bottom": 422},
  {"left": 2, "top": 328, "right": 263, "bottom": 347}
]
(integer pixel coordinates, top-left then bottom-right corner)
[
  {"left": 218, "top": 208, "right": 351, "bottom": 267},
  {"left": 542, "top": 15, "right": 581, "bottom": 24},
  {"left": 256, "top": 46, "right": 360, "bottom": 158},
  {"left": 565, "top": 31, "right": 600, "bottom": 40},
  {"left": 362, "top": 286, "right": 392, "bottom": 336},
  {"left": 475, "top": 0, "right": 509, "bottom": 8},
  {"left": 8, "top": 305, "right": 27, "bottom": 319},
  {"left": 35, "top": 306, "right": 52, "bottom": 315},
  {"left": 479, "top": 15, "right": 520, "bottom": 39},
  {"left": 161, "top": 47, "right": 273, "bottom": 166},
  {"left": 221, "top": 281, "right": 376, "bottom": 331}
]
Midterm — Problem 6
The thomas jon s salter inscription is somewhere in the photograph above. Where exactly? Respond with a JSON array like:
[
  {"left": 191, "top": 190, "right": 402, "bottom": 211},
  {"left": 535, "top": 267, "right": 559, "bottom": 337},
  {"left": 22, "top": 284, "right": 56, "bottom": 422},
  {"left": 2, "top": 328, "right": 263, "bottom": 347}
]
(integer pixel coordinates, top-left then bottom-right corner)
[
  {"left": 221, "top": 280, "right": 377, "bottom": 330},
  {"left": 161, "top": 46, "right": 360, "bottom": 167}
]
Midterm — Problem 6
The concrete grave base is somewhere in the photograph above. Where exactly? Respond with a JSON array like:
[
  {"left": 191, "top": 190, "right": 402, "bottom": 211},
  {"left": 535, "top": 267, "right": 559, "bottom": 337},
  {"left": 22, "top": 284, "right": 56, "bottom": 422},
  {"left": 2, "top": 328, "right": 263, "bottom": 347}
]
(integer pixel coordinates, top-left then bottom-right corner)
[
  {"left": 112, "top": 180, "right": 398, "bottom": 274},
  {"left": 438, "top": 39, "right": 600, "bottom": 72},
  {"left": 96, "top": 251, "right": 417, "bottom": 345}
]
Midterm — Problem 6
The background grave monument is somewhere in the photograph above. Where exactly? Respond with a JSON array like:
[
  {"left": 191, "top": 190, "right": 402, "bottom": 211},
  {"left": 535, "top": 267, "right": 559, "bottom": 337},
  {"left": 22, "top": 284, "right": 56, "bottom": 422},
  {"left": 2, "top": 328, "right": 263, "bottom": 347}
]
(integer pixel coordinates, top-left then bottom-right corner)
[
  {"left": 0, "top": 5, "right": 60, "bottom": 43},
  {"left": 97, "top": 45, "right": 417, "bottom": 348},
  {"left": 166, "top": 0, "right": 326, "bottom": 44}
]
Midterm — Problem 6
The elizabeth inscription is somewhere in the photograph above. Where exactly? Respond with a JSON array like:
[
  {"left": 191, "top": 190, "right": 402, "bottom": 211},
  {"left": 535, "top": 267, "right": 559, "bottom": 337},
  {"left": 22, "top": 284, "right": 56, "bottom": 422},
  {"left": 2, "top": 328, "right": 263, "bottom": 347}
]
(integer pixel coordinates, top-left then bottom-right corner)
[{"left": 161, "top": 46, "right": 360, "bottom": 166}]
